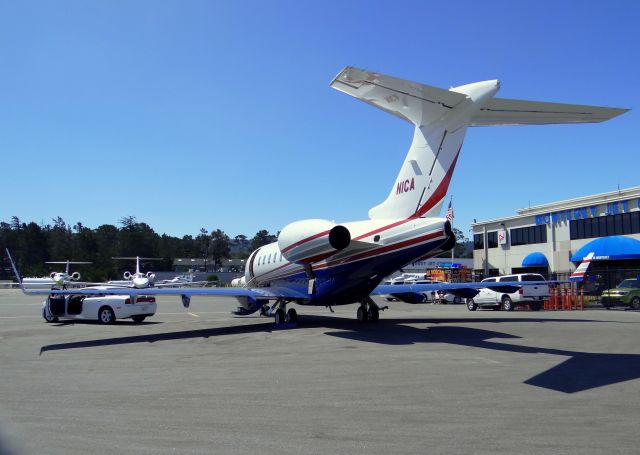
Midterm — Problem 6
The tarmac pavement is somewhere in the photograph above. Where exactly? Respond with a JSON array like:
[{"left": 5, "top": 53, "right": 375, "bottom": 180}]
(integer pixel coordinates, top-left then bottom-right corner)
[{"left": 1, "top": 289, "right": 639, "bottom": 455}]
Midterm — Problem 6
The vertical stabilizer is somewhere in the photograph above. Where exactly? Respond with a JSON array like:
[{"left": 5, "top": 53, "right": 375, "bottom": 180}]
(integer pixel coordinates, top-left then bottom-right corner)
[
  {"left": 331, "top": 67, "right": 627, "bottom": 221},
  {"left": 330, "top": 67, "right": 499, "bottom": 220}
]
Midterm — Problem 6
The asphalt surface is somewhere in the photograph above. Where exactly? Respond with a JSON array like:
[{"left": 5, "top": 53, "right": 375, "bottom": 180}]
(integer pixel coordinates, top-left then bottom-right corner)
[{"left": 1, "top": 289, "right": 639, "bottom": 455}]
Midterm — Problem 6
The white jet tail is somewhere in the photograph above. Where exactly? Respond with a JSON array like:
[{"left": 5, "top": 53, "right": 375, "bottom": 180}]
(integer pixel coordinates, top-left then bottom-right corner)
[{"left": 330, "top": 67, "right": 628, "bottom": 220}]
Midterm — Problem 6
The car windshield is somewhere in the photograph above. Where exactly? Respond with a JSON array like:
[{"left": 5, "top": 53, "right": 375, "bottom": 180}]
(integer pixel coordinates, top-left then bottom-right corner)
[{"left": 617, "top": 279, "right": 640, "bottom": 289}]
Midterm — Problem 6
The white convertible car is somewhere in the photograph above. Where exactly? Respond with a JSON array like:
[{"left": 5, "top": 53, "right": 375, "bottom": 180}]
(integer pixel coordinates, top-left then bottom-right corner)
[{"left": 42, "top": 288, "right": 157, "bottom": 324}]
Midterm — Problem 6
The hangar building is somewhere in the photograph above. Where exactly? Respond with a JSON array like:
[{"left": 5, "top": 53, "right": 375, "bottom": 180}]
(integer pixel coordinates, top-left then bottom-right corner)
[{"left": 471, "top": 186, "right": 640, "bottom": 282}]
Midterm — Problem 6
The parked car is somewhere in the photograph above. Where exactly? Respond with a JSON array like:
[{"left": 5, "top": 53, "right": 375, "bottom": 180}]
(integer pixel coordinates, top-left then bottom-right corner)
[
  {"left": 600, "top": 279, "right": 640, "bottom": 310},
  {"left": 382, "top": 276, "right": 443, "bottom": 303},
  {"left": 42, "top": 290, "right": 157, "bottom": 324},
  {"left": 466, "top": 273, "right": 549, "bottom": 311},
  {"left": 437, "top": 291, "right": 463, "bottom": 304}
]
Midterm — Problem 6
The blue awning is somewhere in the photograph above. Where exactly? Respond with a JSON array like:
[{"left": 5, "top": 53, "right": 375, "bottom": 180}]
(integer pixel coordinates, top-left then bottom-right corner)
[
  {"left": 571, "top": 236, "right": 640, "bottom": 262},
  {"left": 522, "top": 252, "right": 549, "bottom": 267}
]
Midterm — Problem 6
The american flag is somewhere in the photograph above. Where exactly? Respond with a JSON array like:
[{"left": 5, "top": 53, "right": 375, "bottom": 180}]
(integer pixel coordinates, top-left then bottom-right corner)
[{"left": 446, "top": 200, "right": 454, "bottom": 222}]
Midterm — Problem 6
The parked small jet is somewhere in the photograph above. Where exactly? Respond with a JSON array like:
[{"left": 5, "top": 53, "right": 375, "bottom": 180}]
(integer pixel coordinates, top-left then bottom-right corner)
[
  {"left": 22, "top": 260, "right": 92, "bottom": 289},
  {"left": 106, "top": 256, "right": 161, "bottom": 289},
  {"left": 8, "top": 67, "right": 628, "bottom": 325}
]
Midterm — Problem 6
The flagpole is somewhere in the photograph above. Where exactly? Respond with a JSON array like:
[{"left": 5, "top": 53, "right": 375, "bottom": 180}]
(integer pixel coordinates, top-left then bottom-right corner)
[{"left": 450, "top": 196, "right": 454, "bottom": 282}]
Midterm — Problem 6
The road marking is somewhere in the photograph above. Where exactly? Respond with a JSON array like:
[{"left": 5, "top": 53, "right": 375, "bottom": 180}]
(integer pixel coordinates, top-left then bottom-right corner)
[
  {"left": 188, "top": 312, "right": 200, "bottom": 318},
  {"left": 158, "top": 311, "right": 230, "bottom": 315}
]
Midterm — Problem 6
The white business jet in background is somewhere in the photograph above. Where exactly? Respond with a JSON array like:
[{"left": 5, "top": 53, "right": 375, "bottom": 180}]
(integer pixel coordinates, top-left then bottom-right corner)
[
  {"left": 9, "top": 67, "right": 628, "bottom": 325},
  {"left": 22, "top": 260, "right": 92, "bottom": 289},
  {"left": 106, "top": 256, "right": 161, "bottom": 289}
]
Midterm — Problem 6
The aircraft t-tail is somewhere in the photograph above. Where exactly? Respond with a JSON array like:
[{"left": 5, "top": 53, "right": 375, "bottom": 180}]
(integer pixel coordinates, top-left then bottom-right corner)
[
  {"left": 7, "top": 67, "right": 628, "bottom": 325},
  {"left": 22, "top": 260, "right": 92, "bottom": 289}
]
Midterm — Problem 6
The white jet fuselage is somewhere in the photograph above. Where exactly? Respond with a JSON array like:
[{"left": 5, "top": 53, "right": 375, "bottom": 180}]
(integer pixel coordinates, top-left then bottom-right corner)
[{"left": 242, "top": 217, "right": 452, "bottom": 306}]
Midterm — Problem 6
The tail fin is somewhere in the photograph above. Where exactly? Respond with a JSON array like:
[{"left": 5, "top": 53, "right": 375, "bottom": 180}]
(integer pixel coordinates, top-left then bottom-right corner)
[{"left": 330, "top": 67, "right": 628, "bottom": 220}]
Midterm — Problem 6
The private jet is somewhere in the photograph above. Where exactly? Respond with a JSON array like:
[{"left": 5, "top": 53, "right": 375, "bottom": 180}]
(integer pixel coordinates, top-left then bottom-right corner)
[{"left": 8, "top": 67, "right": 628, "bottom": 326}]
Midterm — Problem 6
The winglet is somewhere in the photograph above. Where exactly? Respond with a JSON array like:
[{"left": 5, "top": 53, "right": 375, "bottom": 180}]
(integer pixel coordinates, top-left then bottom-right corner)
[{"left": 5, "top": 248, "right": 27, "bottom": 293}]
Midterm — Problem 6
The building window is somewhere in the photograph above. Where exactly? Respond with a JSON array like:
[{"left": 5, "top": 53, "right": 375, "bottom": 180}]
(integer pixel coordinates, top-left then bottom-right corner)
[
  {"left": 473, "top": 234, "right": 484, "bottom": 250},
  {"left": 487, "top": 231, "right": 498, "bottom": 249},
  {"left": 510, "top": 225, "right": 547, "bottom": 246},
  {"left": 570, "top": 211, "right": 640, "bottom": 240}
]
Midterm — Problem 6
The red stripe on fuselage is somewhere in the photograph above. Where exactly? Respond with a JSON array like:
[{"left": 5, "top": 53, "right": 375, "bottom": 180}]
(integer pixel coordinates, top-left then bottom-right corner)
[
  {"left": 320, "top": 230, "right": 445, "bottom": 269},
  {"left": 254, "top": 229, "right": 446, "bottom": 284},
  {"left": 280, "top": 229, "right": 331, "bottom": 254}
]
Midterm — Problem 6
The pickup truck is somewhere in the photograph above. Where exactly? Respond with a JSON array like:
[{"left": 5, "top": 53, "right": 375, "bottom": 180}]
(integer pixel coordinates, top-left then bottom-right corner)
[{"left": 466, "top": 273, "right": 549, "bottom": 311}]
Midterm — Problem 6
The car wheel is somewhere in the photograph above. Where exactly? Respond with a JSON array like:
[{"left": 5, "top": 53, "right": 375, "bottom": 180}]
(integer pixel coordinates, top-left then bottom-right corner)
[
  {"left": 466, "top": 299, "right": 477, "bottom": 311},
  {"left": 43, "top": 308, "right": 58, "bottom": 323},
  {"left": 502, "top": 296, "right": 514, "bottom": 311},
  {"left": 631, "top": 297, "right": 640, "bottom": 310},
  {"left": 132, "top": 315, "right": 146, "bottom": 323},
  {"left": 98, "top": 306, "right": 115, "bottom": 324}
]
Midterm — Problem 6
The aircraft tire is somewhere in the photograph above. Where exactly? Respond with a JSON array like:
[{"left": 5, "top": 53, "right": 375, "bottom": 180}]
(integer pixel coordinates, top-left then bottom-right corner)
[
  {"left": 286, "top": 308, "right": 298, "bottom": 324},
  {"left": 274, "top": 309, "right": 285, "bottom": 325},
  {"left": 357, "top": 306, "right": 368, "bottom": 323}
]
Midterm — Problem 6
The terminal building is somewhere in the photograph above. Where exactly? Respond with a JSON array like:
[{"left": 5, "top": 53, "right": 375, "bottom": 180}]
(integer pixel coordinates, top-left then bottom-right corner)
[{"left": 471, "top": 186, "right": 640, "bottom": 284}]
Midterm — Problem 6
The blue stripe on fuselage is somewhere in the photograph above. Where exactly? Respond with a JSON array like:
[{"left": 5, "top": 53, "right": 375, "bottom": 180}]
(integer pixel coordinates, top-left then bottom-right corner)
[{"left": 262, "top": 237, "right": 447, "bottom": 306}]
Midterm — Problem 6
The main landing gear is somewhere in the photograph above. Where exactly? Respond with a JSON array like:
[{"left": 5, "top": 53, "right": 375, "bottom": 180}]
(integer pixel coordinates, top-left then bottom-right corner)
[
  {"left": 357, "top": 297, "right": 383, "bottom": 323},
  {"left": 269, "top": 299, "right": 298, "bottom": 326}
]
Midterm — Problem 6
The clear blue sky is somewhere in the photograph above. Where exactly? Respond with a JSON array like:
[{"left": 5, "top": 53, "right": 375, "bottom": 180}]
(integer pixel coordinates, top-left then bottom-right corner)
[{"left": 1, "top": 0, "right": 638, "bottom": 241}]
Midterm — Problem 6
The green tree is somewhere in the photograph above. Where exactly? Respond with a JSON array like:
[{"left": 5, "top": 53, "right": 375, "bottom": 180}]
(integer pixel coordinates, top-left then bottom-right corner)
[
  {"left": 250, "top": 229, "right": 277, "bottom": 251},
  {"left": 209, "top": 229, "right": 231, "bottom": 270}
]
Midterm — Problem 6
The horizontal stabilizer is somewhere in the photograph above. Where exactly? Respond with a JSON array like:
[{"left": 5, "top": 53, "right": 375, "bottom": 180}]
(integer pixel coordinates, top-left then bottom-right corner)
[
  {"left": 472, "top": 98, "right": 629, "bottom": 126},
  {"left": 330, "top": 67, "right": 467, "bottom": 126}
]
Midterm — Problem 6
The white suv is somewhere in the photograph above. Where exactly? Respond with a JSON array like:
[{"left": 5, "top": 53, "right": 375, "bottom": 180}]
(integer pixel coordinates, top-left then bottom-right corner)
[{"left": 467, "top": 273, "right": 549, "bottom": 311}]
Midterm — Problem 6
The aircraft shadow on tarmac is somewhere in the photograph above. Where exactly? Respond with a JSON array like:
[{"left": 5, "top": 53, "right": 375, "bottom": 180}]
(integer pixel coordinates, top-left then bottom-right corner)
[{"left": 39, "top": 314, "right": 640, "bottom": 394}]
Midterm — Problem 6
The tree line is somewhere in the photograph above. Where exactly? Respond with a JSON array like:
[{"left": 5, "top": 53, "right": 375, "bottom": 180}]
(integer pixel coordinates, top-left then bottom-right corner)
[
  {"left": 1, "top": 216, "right": 471, "bottom": 281},
  {"left": 0, "top": 216, "right": 277, "bottom": 281}
]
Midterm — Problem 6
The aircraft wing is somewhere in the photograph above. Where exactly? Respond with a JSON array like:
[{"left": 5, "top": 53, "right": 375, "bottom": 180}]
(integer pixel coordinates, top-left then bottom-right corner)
[
  {"left": 371, "top": 281, "right": 540, "bottom": 299},
  {"left": 14, "top": 284, "right": 309, "bottom": 300},
  {"left": 153, "top": 281, "right": 209, "bottom": 288},
  {"left": 471, "top": 98, "right": 629, "bottom": 126}
]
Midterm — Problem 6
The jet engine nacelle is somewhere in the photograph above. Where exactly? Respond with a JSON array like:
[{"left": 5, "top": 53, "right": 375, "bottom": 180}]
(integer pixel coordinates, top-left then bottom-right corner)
[
  {"left": 146, "top": 271, "right": 156, "bottom": 283},
  {"left": 123, "top": 271, "right": 132, "bottom": 280},
  {"left": 278, "top": 219, "right": 351, "bottom": 264},
  {"left": 71, "top": 272, "right": 81, "bottom": 281}
]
